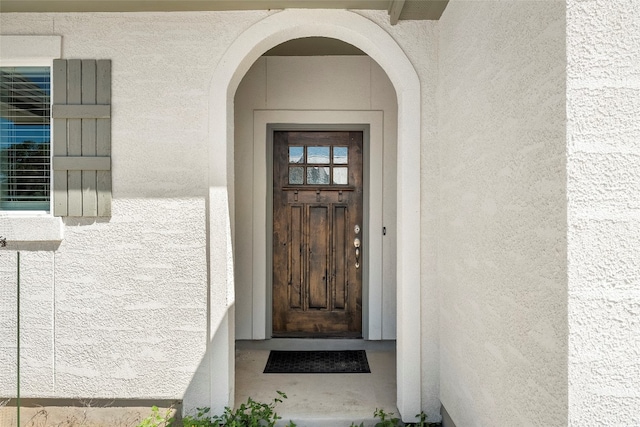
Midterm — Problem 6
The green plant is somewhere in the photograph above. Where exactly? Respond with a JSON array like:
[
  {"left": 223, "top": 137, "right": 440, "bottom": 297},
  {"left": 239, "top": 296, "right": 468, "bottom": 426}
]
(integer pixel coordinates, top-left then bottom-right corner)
[
  {"left": 182, "top": 391, "right": 295, "bottom": 427},
  {"left": 181, "top": 407, "right": 213, "bottom": 427},
  {"left": 411, "top": 411, "right": 442, "bottom": 427},
  {"left": 373, "top": 408, "right": 401, "bottom": 427},
  {"left": 138, "top": 405, "right": 175, "bottom": 427}
]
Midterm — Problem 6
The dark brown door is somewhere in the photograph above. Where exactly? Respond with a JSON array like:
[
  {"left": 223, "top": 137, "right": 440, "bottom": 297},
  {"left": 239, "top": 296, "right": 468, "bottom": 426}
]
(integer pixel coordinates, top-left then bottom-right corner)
[{"left": 272, "top": 131, "right": 363, "bottom": 338}]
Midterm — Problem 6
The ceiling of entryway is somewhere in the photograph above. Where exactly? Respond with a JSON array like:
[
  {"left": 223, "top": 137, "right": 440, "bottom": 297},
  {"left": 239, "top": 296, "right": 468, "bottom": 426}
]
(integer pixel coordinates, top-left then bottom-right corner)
[
  {"left": 264, "top": 37, "right": 366, "bottom": 56},
  {"left": 0, "top": 0, "right": 449, "bottom": 23}
]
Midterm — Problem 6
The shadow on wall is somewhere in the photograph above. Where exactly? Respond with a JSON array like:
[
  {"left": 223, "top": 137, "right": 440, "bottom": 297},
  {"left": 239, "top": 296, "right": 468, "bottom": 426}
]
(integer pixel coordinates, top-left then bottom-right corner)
[
  {"left": 63, "top": 217, "right": 112, "bottom": 227},
  {"left": 182, "top": 304, "right": 234, "bottom": 416}
]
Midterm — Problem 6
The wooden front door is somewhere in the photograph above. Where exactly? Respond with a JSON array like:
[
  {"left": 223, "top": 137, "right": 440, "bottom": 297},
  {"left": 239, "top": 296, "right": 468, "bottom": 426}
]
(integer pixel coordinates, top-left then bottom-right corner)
[{"left": 272, "top": 131, "right": 363, "bottom": 338}]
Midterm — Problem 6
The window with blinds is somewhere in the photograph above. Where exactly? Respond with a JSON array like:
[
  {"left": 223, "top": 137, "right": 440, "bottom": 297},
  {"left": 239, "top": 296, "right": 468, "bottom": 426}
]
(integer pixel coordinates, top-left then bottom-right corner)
[{"left": 0, "top": 67, "right": 51, "bottom": 211}]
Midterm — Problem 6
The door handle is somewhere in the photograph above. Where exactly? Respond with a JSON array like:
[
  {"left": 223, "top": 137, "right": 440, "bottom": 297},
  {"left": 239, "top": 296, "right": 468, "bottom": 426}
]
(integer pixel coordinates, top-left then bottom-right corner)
[{"left": 354, "top": 238, "right": 361, "bottom": 269}]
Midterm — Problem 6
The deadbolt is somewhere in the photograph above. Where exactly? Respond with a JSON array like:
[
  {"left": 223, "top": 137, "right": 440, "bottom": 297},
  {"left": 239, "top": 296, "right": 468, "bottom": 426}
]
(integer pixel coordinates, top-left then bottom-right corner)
[{"left": 354, "top": 224, "right": 361, "bottom": 234}]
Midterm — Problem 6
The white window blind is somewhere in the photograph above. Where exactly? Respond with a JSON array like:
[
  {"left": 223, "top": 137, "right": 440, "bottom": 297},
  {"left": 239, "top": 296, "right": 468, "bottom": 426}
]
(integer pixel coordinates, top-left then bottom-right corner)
[{"left": 0, "top": 67, "right": 51, "bottom": 211}]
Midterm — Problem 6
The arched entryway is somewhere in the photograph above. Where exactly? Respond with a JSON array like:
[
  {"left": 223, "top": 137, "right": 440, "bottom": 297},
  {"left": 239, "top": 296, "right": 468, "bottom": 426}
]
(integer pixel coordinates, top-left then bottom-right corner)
[{"left": 208, "top": 9, "right": 424, "bottom": 421}]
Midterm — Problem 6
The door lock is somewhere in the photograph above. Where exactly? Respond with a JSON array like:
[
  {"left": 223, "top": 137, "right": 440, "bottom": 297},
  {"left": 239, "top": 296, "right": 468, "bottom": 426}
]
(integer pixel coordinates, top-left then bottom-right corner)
[{"left": 354, "top": 237, "right": 361, "bottom": 269}]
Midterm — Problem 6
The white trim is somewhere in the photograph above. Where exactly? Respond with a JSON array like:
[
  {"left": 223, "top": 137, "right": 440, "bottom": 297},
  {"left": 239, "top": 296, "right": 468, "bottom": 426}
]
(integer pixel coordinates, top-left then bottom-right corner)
[
  {"left": 0, "top": 215, "right": 63, "bottom": 242},
  {"left": 252, "top": 111, "right": 384, "bottom": 340},
  {"left": 208, "top": 9, "right": 423, "bottom": 420}
]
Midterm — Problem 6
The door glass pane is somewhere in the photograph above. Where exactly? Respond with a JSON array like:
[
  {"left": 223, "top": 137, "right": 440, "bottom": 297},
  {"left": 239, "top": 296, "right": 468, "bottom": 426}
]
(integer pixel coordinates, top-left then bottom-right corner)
[
  {"left": 289, "top": 167, "right": 304, "bottom": 184},
  {"left": 289, "top": 146, "right": 304, "bottom": 163},
  {"left": 333, "top": 167, "right": 348, "bottom": 185},
  {"left": 307, "top": 146, "right": 330, "bottom": 164},
  {"left": 333, "top": 147, "right": 348, "bottom": 164},
  {"left": 307, "top": 166, "right": 330, "bottom": 184}
]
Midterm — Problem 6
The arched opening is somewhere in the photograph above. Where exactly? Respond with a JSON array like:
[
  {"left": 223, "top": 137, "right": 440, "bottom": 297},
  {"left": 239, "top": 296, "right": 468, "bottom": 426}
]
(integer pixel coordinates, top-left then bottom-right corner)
[{"left": 208, "top": 9, "right": 424, "bottom": 421}]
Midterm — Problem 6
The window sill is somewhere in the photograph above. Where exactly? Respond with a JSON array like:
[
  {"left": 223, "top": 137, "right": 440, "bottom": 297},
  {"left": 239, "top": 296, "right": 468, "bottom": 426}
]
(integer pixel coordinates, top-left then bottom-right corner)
[{"left": 0, "top": 213, "right": 63, "bottom": 242}]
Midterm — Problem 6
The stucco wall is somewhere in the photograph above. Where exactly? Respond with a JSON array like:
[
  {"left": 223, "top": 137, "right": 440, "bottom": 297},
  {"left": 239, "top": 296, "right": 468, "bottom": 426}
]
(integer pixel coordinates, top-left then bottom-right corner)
[
  {"left": 0, "top": 9, "right": 441, "bottom": 416},
  {"left": 0, "top": 10, "right": 271, "bottom": 407},
  {"left": 353, "top": 12, "right": 440, "bottom": 415},
  {"left": 567, "top": 0, "right": 640, "bottom": 424},
  {"left": 233, "top": 55, "right": 399, "bottom": 341},
  {"left": 437, "top": 1, "right": 568, "bottom": 425},
  {"left": 6, "top": 3, "right": 636, "bottom": 424}
]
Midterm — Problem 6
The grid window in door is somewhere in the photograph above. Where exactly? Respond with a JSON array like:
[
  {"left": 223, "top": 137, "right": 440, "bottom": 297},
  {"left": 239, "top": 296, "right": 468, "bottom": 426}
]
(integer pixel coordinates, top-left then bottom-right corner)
[{"left": 288, "top": 145, "right": 350, "bottom": 186}]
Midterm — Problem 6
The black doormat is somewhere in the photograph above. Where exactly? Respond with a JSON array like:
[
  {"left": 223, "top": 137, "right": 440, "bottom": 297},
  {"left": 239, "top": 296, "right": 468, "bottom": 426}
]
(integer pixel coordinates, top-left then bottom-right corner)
[{"left": 263, "top": 350, "right": 370, "bottom": 374}]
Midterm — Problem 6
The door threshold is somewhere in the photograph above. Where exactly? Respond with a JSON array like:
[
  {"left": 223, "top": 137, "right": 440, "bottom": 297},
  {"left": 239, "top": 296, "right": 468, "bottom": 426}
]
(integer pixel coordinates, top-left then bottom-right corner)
[{"left": 236, "top": 338, "right": 395, "bottom": 351}]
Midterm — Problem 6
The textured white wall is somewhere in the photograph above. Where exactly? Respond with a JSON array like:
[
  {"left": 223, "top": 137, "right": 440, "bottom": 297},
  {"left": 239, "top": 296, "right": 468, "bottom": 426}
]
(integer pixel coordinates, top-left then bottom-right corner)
[
  {"left": 0, "top": 9, "right": 440, "bottom": 416},
  {"left": 233, "top": 55, "right": 398, "bottom": 340},
  {"left": 0, "top": 251, "right": 55, "bottom": 397},
  {"left": 357, "top": 11, "right": 441, "bottom": 416},
  {"left": 0, "top": 4, "right": 633, "bottom": 423},
  {"left": 438, "top": 1, "right": 568, "bottom": 425},
  {"left": 0, "top": 11, "right": 270, "bottom": 407},
  {"left": 567, "top": 0, "right": 640, "bottom": 424}
]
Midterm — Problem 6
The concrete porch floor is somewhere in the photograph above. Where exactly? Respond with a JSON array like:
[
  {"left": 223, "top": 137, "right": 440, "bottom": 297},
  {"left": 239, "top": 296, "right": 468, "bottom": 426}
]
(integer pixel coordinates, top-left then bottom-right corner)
[{"left": 235, "top": 340, "right": 397, "bottom": 427}]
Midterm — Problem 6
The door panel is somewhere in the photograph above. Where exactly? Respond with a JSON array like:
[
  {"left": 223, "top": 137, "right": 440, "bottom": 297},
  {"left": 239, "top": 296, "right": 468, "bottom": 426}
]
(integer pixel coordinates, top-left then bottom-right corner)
[
  {"left": 289, "top": 205, "right": 303, "bottom": 309},
  {"left": 333, "top": 205, "right": 347, "bottom": 310},
  {"left": 272, "top": 130, "right": 363, "bottom": 337},
  {"left": 308, "top": 206, "right": 329, "bottom": 309}
]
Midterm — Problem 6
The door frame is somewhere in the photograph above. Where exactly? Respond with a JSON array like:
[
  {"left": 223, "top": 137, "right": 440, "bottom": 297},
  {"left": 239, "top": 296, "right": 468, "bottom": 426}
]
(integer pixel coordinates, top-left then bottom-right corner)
[{"left": 252, "top": 111, "right": 384, "bottom": 340}]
